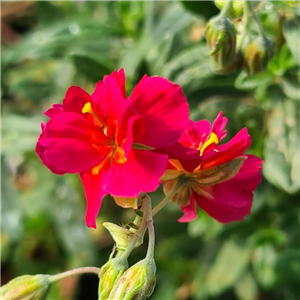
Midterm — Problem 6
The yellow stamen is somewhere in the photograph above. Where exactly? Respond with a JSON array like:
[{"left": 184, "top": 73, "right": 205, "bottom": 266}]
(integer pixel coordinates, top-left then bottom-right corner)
[
  {"left": 199, "top": 132, "right": 219, "bottom": 156},
  {"left": 113, "top": 147, "right": 127, "bottom": 164},
  {"left": 82, "top": 102, "right": 105, "bottom": 127}
]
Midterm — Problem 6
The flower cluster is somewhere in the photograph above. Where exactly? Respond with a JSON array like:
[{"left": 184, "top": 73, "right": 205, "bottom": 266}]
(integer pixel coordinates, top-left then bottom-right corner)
[{"left": 36, "top": 69, "right": 262, "bottom": 228}]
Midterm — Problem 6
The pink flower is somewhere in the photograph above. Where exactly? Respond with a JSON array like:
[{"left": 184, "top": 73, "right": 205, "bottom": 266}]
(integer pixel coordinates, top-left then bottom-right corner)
[
  {"left": 161, "top": 112, "right": 263, "bottom": 223},
  {"left": 36, "top": 69, "right": 189, "bottom": 228}
]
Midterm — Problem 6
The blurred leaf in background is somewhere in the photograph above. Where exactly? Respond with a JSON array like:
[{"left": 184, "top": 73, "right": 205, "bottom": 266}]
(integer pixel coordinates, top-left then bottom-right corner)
[{"left": 1, "top": 1, "right": 299, "bottom": 299}]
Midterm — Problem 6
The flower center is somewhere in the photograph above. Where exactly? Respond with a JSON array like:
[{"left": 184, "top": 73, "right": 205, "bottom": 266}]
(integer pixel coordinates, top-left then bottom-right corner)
[
  {"left": 113, "top": 147, "right": 127, "bottom": 164},
  {"left": 82, "top": 102, "right": 128, "bottom": 173}
]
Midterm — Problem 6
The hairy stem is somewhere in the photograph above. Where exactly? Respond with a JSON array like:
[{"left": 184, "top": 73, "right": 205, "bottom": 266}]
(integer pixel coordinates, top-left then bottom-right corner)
[
  {"left": 50, "top": 267, "right": 100, "bottom": 283},
  {"left": 219, "top": 0, "right": 232, "bottom": 18},
  {"left": 152, "top": 179, "right": 183, "bottom": 216},
  {"left": 244, "top": 1, "right": 265, "bottom": 38}
]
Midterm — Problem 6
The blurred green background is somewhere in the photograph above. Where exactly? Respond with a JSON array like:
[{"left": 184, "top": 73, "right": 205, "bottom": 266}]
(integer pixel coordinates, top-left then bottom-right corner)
[{"left": 1, "top": 1, "right": 299, "bottom": 299}]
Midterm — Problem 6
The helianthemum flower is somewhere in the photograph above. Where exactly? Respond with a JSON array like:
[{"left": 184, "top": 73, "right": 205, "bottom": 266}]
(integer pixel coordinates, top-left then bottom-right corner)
[
  {"left": 161, "top": 112, "right": 263, "bottom": 223},
  {"left": 36, "top": 69, "right": 189, "bottom": 228}
]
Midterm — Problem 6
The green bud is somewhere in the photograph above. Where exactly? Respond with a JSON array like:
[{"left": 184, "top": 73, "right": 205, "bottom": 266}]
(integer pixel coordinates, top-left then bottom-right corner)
[
  {"left": 98, "top": 256, "right": 129, "bottom": 299},
  {"left": 205, "top": 16, "right": 237, "bottom": 70},
  {"left": 214, "top": 1, "right": 244, "bottom": 18},
  {"left": 243, "top": 36, "right": 273, "bottom": 74},
  {"left": 108, "top": 258, "right": 156, "bottom": 300},
  {"left": 0, "top": 275, "right": 51, "bottom": 300}
]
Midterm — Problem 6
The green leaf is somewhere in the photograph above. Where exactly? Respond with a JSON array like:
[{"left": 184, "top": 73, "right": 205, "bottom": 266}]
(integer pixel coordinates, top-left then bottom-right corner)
[
  {"left": 235, "top": 271, "right": 258, "bottom": 300},
  {"left": 252, "top": 244, "right": 278, "bottom": 289},
  {"left": 234, "top": 70, "right": 273, "bottom": 91},
  {"left": 1, "top": 114, "right": 42, "bottom": 155},
  {"left": 70, "top": 54, "right": 112, "bottom": 82},
  {"left": 263, "top": 97, "right": 300, "bottom": 193},
  {"left": 1, "top": 156, "right": 23, "bottom": 241},
  {"left": 283, "top": 16, "right": 300, "bottom": 65},
  {"left": 204, "top": 240, "right": 252, "bottom": 295},
  {"left": 180, "top": 1, "right": 219, "bottom": 19}
]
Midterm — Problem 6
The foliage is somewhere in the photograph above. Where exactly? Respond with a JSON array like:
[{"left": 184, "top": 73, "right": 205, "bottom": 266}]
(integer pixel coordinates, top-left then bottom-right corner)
[{"left": 1, "top": 1, "right": 299, "bottom": 299}]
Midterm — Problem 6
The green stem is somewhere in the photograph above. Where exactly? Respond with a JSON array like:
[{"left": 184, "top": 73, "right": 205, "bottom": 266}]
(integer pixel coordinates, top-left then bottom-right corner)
[
  {"left": 50, "top": 267, "right": 100, "bottom": 283},
  {"left": 121, "top": 193, "right": 150, "bottom": 259},
  {"left": 141, "top": 194, "right": 155, "bottom": 260},
  {"left": 152, "top": 179, "right": 183, "bottom": 216},
  {"left": 219, "top": 0, "right": 232, "bottom": 18},
  {"left": 244, "top": 1, "right": 265, "bottom": 38}
]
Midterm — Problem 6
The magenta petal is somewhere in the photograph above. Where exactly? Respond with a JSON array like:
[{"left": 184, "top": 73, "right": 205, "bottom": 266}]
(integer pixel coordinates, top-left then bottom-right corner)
[
  {"left": 129, "top": 76, "right": 189, "bottom": 148},
  {"left": 104, "top": 150, "right": 168, "bottom": 197},
  {"left": 202, "top": 127, "right": 251, "bottom": 168},
  {"left": 179, "top": 120, "right": 211, "bottom": 149},
  {"left": 80, "top": 170, "right": 107, "bottom": 228},
  {"left": 194, "top": 155, "right": 263, "bottom": 223},
  {"left": 44, "top": 104, "right": 64, "bottom": 118},
  {"left": 63, "top": 86, "right": 92, "bottom": 114},
  {"left": 210, "top": 111, "right": 228, "bottom": 141},
  {"left": 45, "top": 112, "right": 111, "bottom": 146},
  {"left": 178, "top": 194, "right": 198, "bottom": 222},
  {"left": 43, "top": 138, "right": 103, "bottom": 173},
  {"left": 92, "top": 69, "right": 127, "bottom": 105},
  {"left": 36, "top": 124, "right": 66, "bottom": 175}
]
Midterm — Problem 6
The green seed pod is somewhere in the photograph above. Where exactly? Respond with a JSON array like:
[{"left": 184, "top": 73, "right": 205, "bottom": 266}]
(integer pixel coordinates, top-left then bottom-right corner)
[
  {"left": 108, "top": 258, "right": 156, "bottom": 300},
  {"left": 243, "top": 36, "right": 273, "bottom": 75},
  {"left": 0, "top": 274, "right": 51, "bottom": 300},
  {"left": 98, "top": 256, "right": 129, "bottom": 299},
  {"left": 205, "top": 16, "right": 237, "bottom": 70}
]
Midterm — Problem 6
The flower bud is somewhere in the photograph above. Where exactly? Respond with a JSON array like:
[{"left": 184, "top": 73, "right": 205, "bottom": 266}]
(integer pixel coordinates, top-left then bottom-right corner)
[
  {"left": 98, "top": 256, "right": 129, "bottom": 299},
  {"left": 108, "top": 258, "right": 156, "bottom": 300},
  {"left": 243, "top": 36, "right": 273, "bottom": 75},
  {"left": 214, "top": 1, "right": 244, "bottom": 18},
  {"left": 0, "top": 274, "right": 51, "bottom": 300},
  {"left": 205, "top": 16, "right": 237, "bottom": 70}
]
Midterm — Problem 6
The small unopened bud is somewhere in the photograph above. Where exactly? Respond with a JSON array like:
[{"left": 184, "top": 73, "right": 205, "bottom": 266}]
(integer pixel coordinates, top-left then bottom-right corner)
[
  {"left": 98, "top": 257, "right": 129, "bottom": 299},
  {"left": 108, "top": 258, "right": 156, "bottom": 300},
  {"left": 0, "top": 274, "right": 51, "bottom": 300},
  {"left": 205, "top": 16, "right": 237, "bottom": 70},
  {"left": 243, "top": 36, "right": 273, "bottom": 75},
  {"left": 214, "top": 1, "right": 244, "bottom": 18}
]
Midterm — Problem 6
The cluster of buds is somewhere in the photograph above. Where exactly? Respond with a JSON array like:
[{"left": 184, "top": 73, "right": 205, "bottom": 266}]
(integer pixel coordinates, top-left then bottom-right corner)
[
  {"left": 98, "top": 197, "right": 156, "bottom": 300},
  {"left": 205, "top": 1, "right": 274, "bottom": 75},
  {"left": 0, "top": 274, "right": 51, "bottom": 300},
  {"left": 103, "top": 258, "right": 156, "bottom": 300}
]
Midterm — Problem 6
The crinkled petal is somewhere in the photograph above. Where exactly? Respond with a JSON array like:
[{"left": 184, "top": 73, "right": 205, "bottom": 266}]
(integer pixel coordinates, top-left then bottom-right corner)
[
  {"left": 179, "top": 120, "right": 211, "bottom": 149},
  {"left": 44, "top": 104, "right": 64, "bottom": 118},
  {"left": 210, "top": 111, "right": 228, "bottom": 141},
  {"left": 194, "top": 155, "right": 263, "bottom": 223},
  {"left": 178, "top": 193, "right": 197, "bottom": 222},
  {"left": 156, "top": 142, "right": 201, "bottom": 173},
  {"left": 63, "top": 86, "right": 92, "bottom": 114},
  {"left": 92, "top": 69, "right": 127, "bottom": 104},
  {"left": 80, "top": 170, "right": 107, "bottom": 228},
  {"left": 104, "top": 150, "right": 168, "bottom": 197},
  {"left": 202, "top": 128, "right": 251, "bottom": 169},
  {"left": 43, "top": 138, "right": 104, "bottom": 173},
  {"left": 36, "top": 123, "right": 66, "bottom": 175},
  {"left": 45, "top": 112, "right": 112, "bottom": 149},
  {"left": 129, "top": 76, "right": 189, "bottom": 148}
]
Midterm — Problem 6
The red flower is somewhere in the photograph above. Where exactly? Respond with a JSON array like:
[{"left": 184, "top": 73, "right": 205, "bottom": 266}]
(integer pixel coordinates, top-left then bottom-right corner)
[
  {"left": 161, "top": 112, "right": 263, "bottom": 223},
  {"left": 36, "top": 69, "right": 189, "bottom": 228}
]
